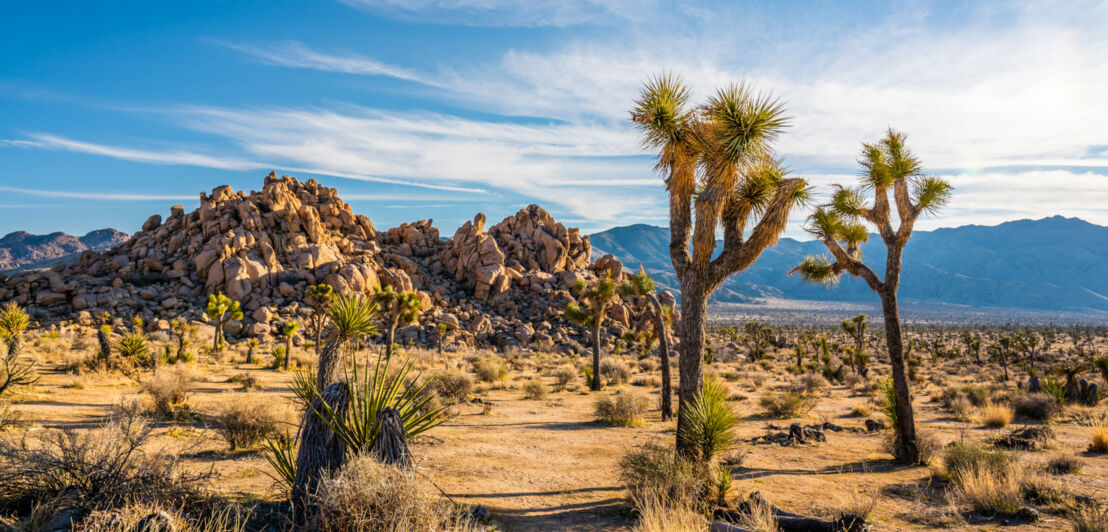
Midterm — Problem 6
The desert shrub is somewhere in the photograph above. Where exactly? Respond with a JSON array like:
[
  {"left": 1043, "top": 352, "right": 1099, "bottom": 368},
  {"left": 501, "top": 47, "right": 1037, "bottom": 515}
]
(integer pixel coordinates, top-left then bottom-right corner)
[
  {"left": 214, "top": 396, "right": 279, "bottom": 450},
  {"left": 944, "top": 443, "right": 1018, "bottom": 480},
  {"left": 1072, "top": 504, "right": 1108, "bottom": 532},
  {"left": 431, "top": 369, "right": 473, "bottom": 404},
  {"left": 632, "top": 376, "right": 660, "bottom": 387},
  {"left": 1040, "top": 375, "right": 1066, "bottom": 405},
  {"left": 0, "top": 416, "right": 208, "bottom": 515},
  {"left": 877, "top": 378, "right": 898, "bottom": 426},
  {"left": 948, "top": 396, "right": 973, "bottom": 421},
  {"left": 313, "top": 455, "right": 475, "bottom": 531},
  {"left": 980, "top": 403, "right": 1013, "bottom": 428},
  {"left": 882, "top": 429, "right": 941, "bottom": 465},
  {"left": 472, "top": 356, "right": 507, "bottom": 382},
  {"left": 522, "top": 379, "right": 548, "bottom": 400},
  {"left": 141, "top": 367, "right": 195, "bottom": 418},
  {"left": 630, "top": 492, "right": 707, "bottom": 532},
  {"left": 268, "top": 345, "right": 286, "bottom": 370},
  {"left": 637, "top": 358, "right": 658, "bottom": 373},
  {"left": 759, "top": 391, "right": 815, "bottom": 418},
  {"left": 850, "top": 404, "right": 871, "bottom": 417},
  {"left": 1012, "top": 393, "right": 1061, "bottom": 421},
  {"left": 843, "top": 373, "right": 865, "bottom": 389},
  {"left": 551, "top": 365, "right": 577, "bottom": 391},
  {"left": 619, "top": 442, "right": 708, "bottom": 509},
  {"left": 227, "top": 373, "right": 259, "bottom": 391},
  {"left": 940, "top": 385, "right": 989, "bottom": 408},
  {"left": 1089, "top": 426, "right": 1108, "bottom": 454},
  {"left": 943, "top": 444, "right": 1024, "bottom": 516},
  {"left": 737, "top": 497, "right": 779, "bottom": 532},
  {"left": 600, "top": 358, "right": 632, "bottom": 385},
  {"left": 596, "top": 391, "right": 650, "bottom": 427},
  {"left": 1045, "top": 455, "right": 1081, "bottom": 475},
  {"left": 681, "top": 375, "right": 739, "bottom": 463},
  {"left": 790, "top": 374, "right": 828, "bottom": 395},
  {"left": 0, "top": 400, "right": 20, "bottom": 431}
]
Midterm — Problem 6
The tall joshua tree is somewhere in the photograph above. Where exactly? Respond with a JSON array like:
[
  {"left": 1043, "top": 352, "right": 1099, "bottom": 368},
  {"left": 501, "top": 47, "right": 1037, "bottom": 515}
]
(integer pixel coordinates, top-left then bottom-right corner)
[
  {"left": 791, "top": 129, "right": 952, "bottom": 464},
  {"left": 206, "top": 293, "right": 243, "bottom": 351},
  {"left": 564, "top": 274, "right": 617, "bottom": 391},
  {"left": 841, "top": 314, "right": 869, "bottom": 377},
  {"left": 618, "top": 267, "right": 674, "bottom": 420},
  {"left": 632, "top": 74, "right": 810, "bottom": 455},
  {"left": 281, "top": 321, "right": 299, "bottom": 371},
  {"left": 372, "top": 286, "right": 423, "bottom": 361}
]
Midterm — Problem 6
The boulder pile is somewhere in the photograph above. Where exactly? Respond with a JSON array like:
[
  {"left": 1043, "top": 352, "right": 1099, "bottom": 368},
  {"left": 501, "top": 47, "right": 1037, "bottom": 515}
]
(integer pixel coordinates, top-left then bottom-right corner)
[{"left": 0, "top": 173, "right": 669, "bottom": 352}]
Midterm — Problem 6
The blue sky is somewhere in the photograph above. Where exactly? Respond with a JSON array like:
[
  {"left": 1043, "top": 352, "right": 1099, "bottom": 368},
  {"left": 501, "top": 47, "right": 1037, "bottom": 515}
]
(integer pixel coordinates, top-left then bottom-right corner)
[{"left": 2, "top": 1, "right": 1106, "bottom": 238}]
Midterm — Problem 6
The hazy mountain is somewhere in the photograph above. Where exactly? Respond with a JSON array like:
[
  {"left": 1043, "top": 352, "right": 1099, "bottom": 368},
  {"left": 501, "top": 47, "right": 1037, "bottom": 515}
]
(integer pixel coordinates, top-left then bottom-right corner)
[
  {"left": 590, "top": 216, "right": 1108, "bottom": 312},
  {"left": 0, "top": 229, "right": 130, "bottom": 272}
]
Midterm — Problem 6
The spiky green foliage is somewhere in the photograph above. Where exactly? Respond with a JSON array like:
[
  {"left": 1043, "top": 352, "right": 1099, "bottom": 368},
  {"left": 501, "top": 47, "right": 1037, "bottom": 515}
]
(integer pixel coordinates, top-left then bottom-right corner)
[
  {"left": 305, "top": 283, "right": 335, "bottom": 355},
  {"left": 263, "top": 431, "right": 297, "bottom": 493},
  {"left": 680, "top": 375, "right": 739, "bottom": 463},
  {"left": 293, "top": 351, "right": 449, "bottom": 456},
  {"left": 0, "top": 302, "right": 30, "bottom": 357},
  {"left": 373, "top": 286, "right": 423, "bottom": 360},
  {"left": 116, "top": 331, "right": 150, "bottom": 361},
  {"left": 327, "top": 293, "right": 379, "bottom": 343},
  {"left": 205, "top": 293, "right": 243, "bottom": 351},
  {"left": 878, "top": 378, "right": 898, "bottom": 427}
]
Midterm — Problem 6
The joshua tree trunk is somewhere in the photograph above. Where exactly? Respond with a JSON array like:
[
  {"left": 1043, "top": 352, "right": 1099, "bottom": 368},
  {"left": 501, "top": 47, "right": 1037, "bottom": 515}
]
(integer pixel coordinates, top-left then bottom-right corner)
[
  {"left": 316, "top": 339, "right": 342, "bottom": 391},
  {"left": 590, "top": 315, "right": 604, "bottom": 391},
  {"left": 98, "top": 328, "right": 112, "bottom": 356},
  {"left": 676, "top": 283, "right": 709, "bottom": 447},
  {"left": 213, "top": 322, "right": 223, "bottom": 351},
  {"left": 880, "top": 288, "right": 918, "bottom": 464},
  {"left": 314, "top": 319, "right": 323, "bottom": 356},
  {"left": 284, "top": 335, "right": 294, "bottom": 371},
  {"left": 292, "top": 381, "right": 349, "bottom": 521},
  {"left": 385, "top": 315, "right": 399, "bottom": 361},
  {"left": 646, "top": 294, "right": 672, "bottom": 420}
]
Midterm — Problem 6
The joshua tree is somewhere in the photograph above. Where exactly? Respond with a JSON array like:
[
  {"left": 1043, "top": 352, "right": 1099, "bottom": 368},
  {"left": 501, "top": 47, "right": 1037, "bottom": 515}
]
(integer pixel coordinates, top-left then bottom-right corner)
[
  {"left": 1094, "top": 355, "right": 1108, "bottom": 387},
  {"left": 632, "top": 74, "right": 810, "bottom": 455},
  {"left": 305, "top": 283, "right": 334, "bottom": 355},
  {"left": 961, "top": 330, "right": 982, "bottom": 363},
  {"left": 0, "top": 302, "right": 36, "bottom": 396},
  {"left": 281, "top": 321, "right": 299, "bottom": 371},
  {"left": 169, "top": 320, "right": 196, "bottom": 361},
  {"left": 841, "top": 314, "right": 869, "bottom": 377},
  {"left": 564, "top": 274, "right": 617, "bottom": 391},
  {"left": 206, "top": 293, "right": 243, "bottom": 351},
  {"left": 618, "top": 267, "right": 674, "bottom": 420},
  {"left": 245, "top": 338, "right": 259, "bottom": 365},
  {"left": 317, "top": 294, "right": 378, "bottom": 389},
  {"left": 790, "top": 129, "right": 952, "bottom": 464},
  {"left": 435, "top": 323, "right": 448, "bottom": 354},
  {"left": 989, "top": 335, "right": 1017, "bottom": 382},
  {"left": 741, "top": 321, "right": 773, "bottom": 363},
  {"left": 372, "top": 286, "right": 423, "bottom": 361}
]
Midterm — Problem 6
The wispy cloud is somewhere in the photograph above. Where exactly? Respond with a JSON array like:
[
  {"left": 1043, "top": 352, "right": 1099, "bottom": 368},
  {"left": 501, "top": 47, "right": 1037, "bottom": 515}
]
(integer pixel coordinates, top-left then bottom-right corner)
[
  {"left": 0, "top": 185, "right": 195, "bottom": 201},
  {"left": 338, "top": 0, "right": 646, "bottom": 27},
  {"left": 213, "top": 40, "right": 428, "bottom": 83},
  {"left": 14, "top": 133, "right": 260, "bottom": 170}
]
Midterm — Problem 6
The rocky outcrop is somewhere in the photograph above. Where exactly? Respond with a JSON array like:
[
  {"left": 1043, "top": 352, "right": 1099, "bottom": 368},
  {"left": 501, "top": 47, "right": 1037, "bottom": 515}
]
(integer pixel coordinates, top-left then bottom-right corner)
[
  {"left": 0, "top": 174, "right": 666, "bottom": 354},
  {"left": 0, "top": 228, "right": 129, "bottom": 272}
]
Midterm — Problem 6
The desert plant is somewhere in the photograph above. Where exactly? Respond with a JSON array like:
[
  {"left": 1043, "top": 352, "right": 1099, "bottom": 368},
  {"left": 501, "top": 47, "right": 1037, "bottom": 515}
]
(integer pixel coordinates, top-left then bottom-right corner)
[
  {"left": 552, "top": 365, "right": 577, "bottom": 391},
  {"left": 244, "top": 338, "right": 259, "bottom": 364},
  {"left": 169, "top": 319, "right": 196, "bottom": 362},
  {"left": 600, "top": 357, "right": 632, "bottom": 385},
  {"left": 1071, "top": 503, "right": 1108, "bottom": 532},
  {"left": 1089, "top": 426, "right": 1108, "bottom": 454},
  {"left": 631, "top": 75, "right": 811, "bottom": 456},
  {"left": 618, "top": 267, "right": 675, "bottom": 420},
  {"left": 431, "top": 369, "right": 473, "bottom": 404},
  {"left": 980, "top": 403, "right": 1014, "bottom": 428},
  {"left": 280, "top": 321, "right": 299, "bottom": 371},
  {"left": 0, "top": 302, "right": 36, "bottom": 397},
  {"left": 791, "top": 130, "right": 952, "bottom": 464},
  {"left": 841, "top": 314, "right": 869, "bottom": 377},
  {"left": 205, "top": 293, "right": 243, "bottom": 351},
  {"left": 522, "top": 379, "right": 548, "bottom": 400},
  {"left": 141, "top": 367, "right": 194, "bottom": 418},
  {"left": 681, "top": 375, "right": 739, "bottom": 463},
  {"left": 791, "top": 373, "right": 829, "bottom": 395},
  {"left": 1012, "top": 393, "right": 1061, "bottom": 421},
  {"left": 619, "top": 442, "right": 708, "bottom": 509},
  {"left": 760, "top": 391, "right": 815, "bottom": 418},
  {"left": 565, "top": 274, "right": 618, "bottom": 391},
  {"left": 741, "top": 321, "right": 773, "bottom": 363},
  {"left": 116, "top": 330, "right": 151, "bottom": 368},
  {"left": 215, "top": 396, "right": 279, "bottom": 450},
  {"left": 596, "top": 390, "right": 650, "bottom": 426},
  {"left": 373, "top": 285, "right": 423, "bottom": 361},
  {"left": 318, "top": 293, "right": 378, "bottom": 389},
  {"left": 1045, "top": 455, "right": 1081, "bottom": 475},
  {"left": 877, "top": 378, "right": 899, "bottom": 427},
  {"left": 473, "top": 356, "right": 507, "bottom": 382},
  {"left": 304, "top": 283, "right": 335, "bottom": 355}
]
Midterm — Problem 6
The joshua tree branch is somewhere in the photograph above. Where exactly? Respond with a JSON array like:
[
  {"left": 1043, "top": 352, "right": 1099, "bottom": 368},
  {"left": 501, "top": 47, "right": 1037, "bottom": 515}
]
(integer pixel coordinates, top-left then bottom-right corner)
[
  {"left": 710, "top": 179, "right": 802, "bottom": 284},
  {"left": 667, "top": 187, "right": 693, "bottom": 278},
  {"left": 869, "top": 189, "right": 897, "bottom": 244},
  {"left": 893, "top": 178, "right": 913, "bottom": 226},
  {"left": 822, "top": 237, "right": 883, "bottom": 292},
  {"left": 720, "top": 197, "right": 752, "bottom": 256}
]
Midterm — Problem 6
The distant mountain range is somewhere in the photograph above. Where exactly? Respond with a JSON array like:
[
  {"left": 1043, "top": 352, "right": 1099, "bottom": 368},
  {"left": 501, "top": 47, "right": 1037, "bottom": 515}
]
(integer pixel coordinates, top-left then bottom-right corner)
[
  {"left": 590, "top": 216, "right": 1108, "bottom": 313},
  {"left": 0, "top": 229, "right": 129, "bottom": 272}
]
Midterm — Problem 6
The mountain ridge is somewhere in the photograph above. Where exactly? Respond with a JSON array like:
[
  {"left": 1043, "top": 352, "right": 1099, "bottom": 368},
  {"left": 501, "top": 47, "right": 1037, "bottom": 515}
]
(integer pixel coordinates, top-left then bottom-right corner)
[
  {"left": 589, "top": 216, "right": 1108, "bottom": 312},
  {"left": 0, "top": 228, "right": 130, "bottom": 272}
]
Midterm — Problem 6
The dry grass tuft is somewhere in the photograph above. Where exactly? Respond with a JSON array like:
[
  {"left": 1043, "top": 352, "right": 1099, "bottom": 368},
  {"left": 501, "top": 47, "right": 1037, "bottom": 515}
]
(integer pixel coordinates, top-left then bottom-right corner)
[
  {"left": 979, "top": 403, "right": 1014, "bottom": 428},
  {"left": 472, "top": 356, "right": 508, "bottom": 383},
  {"left": 600, "top": 358, "right": 632, "bottom": 385},
  {"left": 551, "top": 365, "right": 578, "bottom": 391},
  {"left": 522, "top": 378, "right": 548, "bottom": 400},
  {"left": 1088, "top": 425, "right": 1108, "bottom": 454},
  {"left": 213, "top": 395, "right": 279, "bottom": 450},
  {"left": 1012, "top": 393, "right": 1061, "bottom": 422},
  {"left": 313, "top": 455, "right": 475, "bottom": 531},
  {"left": 141, "top": 366, "right": 196, "bottom": 418},
  {"left": 431, "top": 369, "right": 473, "bottom": 404},
  {"left": 630, "top": 492, "right": 707, "bottom": 532},
  {"left": 759, "top": 392, "right": 816, "bottom": 418},
  {"left": 1071, "top": 503, "right": 1108, "bottom": 532},
  {"left": 596, "top": 391, "right": 650, "bottom": 427}
]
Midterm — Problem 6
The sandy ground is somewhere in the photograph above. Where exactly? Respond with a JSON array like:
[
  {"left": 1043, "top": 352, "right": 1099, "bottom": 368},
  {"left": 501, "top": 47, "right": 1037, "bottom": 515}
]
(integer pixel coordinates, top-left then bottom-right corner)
[{"left": 5, "top": 334, "right": 1108, "bottom": 531}]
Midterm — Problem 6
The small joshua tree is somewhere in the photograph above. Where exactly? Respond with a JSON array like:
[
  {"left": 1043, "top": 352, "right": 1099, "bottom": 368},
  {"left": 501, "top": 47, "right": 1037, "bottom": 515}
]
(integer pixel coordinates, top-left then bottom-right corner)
[
  {"left": 206, "top": 293, "right": 243, "bottom": 351},
  {"left": 790, "top": 129, "right": 952, "bottom": 464},
  {"left": 741, "top": 321, "right": 773, "bottom": 362},
  {"left": 169, "top": 320, "right": 196, "bottom": 361},
  {"left": 436, "top": 323, "right": 448, "bottom": 354},
  {"left": 305, "top": 283, "right": 334, "bottom": 355},
  {"left": 565, "top": 274, "right": 617, "bottom": 391},
  {"left": 961, "top": 330, "right": 982, "bottom": 363},
  {"left": 245, "top": 338, "right": 259, "bottom": 364},
  {"left": 281, "top": 321, "right": 299, "bottom": 371},
  {"left": 841, "top": 314, "right": 869, "bottom": 377},
  {"left": 618, "top": 267, "right": 675, "bottom": 420},
  {"left": 372, "top": 286, "right": 423, "bottom": 361},
  {"left": 0, "top": 302, "right": 36, "bottom": 396}
]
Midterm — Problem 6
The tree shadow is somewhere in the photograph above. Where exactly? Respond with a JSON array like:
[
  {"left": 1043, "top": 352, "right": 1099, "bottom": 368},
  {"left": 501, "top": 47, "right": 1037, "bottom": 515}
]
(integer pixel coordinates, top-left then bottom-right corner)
[{"left": 445, "top": 487, "right": 631, "bottom": 531}]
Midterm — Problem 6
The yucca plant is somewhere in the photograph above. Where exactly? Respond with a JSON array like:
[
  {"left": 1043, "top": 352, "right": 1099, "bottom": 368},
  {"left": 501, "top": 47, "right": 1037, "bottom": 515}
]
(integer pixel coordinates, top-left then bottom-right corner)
[
  {"left": 878, "top": 378, "right": 898, "bottom": 427},
  {"left": 0, "top": 301, "right": 30, "bottom": 358},
  {"left": 116, "top": 331, "right": 151, "bottom": 367},
  {"left": 680, "top": 375, "right": 739, "bottom": 463},
  {"left": 263, "top": 430, "right": 298, "bottom": 493},
  {"left": 293, "top": 350, "right": 448, "bottom": 456},
  {"left": 318, "top": 293, "right": 378, "bottom": 389},
  {"left": 304, "top": 283, "right": 335, "bottom": 355}
]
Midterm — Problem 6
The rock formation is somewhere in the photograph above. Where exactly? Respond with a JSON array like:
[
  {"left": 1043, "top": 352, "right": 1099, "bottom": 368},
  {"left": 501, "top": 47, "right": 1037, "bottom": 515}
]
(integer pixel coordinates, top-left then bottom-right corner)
[{"left": 0, "top": 174, "right": 669, "bottom": 353}]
